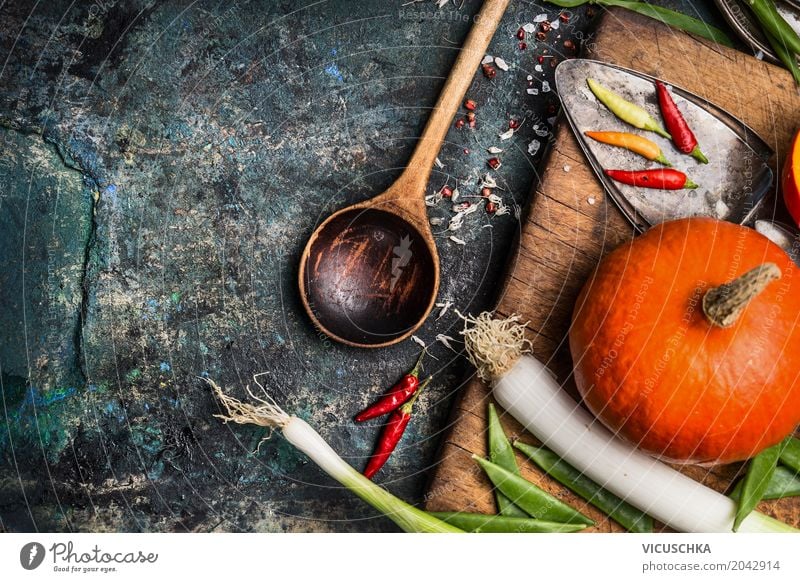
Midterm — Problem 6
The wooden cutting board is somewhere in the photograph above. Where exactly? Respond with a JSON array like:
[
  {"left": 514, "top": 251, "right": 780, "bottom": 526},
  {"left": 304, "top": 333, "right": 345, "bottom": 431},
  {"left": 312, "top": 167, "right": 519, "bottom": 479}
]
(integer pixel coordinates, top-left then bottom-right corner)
[{"left": 424, "top": 8, "right": 800, "bottom": 531}]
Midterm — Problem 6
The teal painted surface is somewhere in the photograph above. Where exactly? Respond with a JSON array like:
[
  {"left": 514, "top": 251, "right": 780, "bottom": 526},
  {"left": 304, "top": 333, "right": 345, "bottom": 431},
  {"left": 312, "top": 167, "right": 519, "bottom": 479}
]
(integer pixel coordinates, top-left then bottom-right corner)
[{"left": 0, "top": 0, "right": 733, "bottom": 532}]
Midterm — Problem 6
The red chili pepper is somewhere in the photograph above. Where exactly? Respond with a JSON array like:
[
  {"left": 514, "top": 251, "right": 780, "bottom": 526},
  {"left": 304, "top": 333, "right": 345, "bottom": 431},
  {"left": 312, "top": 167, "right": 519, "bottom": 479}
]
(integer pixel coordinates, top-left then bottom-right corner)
[
  {"left": 604, "top": 168, "right": 698, "bottom": 190},
  {"left": 655, "top": 81, "right": 709, "bottom": 164},
  {"left": 354, "top": 352, "right": 425, "bottom": 422},
  {"left": 363, "top": 381, "right": 427, "bottom": 480}
]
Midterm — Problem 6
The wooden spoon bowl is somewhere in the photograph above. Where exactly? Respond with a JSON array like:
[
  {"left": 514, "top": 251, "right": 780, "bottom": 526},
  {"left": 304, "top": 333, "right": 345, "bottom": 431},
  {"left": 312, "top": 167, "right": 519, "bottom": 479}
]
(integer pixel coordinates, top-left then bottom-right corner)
[{"left": 300, "top": 204, "right": 438, "bottom": 347}]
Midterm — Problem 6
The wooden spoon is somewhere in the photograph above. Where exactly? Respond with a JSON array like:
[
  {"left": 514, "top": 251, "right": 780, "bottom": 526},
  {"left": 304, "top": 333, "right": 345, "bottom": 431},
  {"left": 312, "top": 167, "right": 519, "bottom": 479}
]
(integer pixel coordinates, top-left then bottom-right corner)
[{"left": 299, "top": 0, "right": 510, "bottom": 348}]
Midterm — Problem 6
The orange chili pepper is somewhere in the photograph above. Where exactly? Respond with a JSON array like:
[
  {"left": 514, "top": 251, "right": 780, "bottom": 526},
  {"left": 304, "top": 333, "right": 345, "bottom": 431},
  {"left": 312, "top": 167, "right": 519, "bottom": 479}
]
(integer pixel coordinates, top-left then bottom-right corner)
[{"left": 584, "top": 131, "right": 672, "bottom": 167}]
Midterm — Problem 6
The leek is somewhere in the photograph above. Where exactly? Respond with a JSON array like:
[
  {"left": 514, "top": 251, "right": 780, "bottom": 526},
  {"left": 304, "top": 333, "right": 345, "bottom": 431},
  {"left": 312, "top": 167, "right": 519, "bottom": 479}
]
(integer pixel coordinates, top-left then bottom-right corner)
[
  {"left": 208, "top": 380, "right": 462, "bottom": 533},
  {"left": 460, "top": 312, "right": 799, "bottom": 533}
]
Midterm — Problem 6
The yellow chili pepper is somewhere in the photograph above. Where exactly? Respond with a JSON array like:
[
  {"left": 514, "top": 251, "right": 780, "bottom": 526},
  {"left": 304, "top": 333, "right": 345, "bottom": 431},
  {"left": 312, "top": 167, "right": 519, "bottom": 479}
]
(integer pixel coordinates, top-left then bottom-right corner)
[{"left": 584, "top": 131, "right": 672, "bottom": 166}]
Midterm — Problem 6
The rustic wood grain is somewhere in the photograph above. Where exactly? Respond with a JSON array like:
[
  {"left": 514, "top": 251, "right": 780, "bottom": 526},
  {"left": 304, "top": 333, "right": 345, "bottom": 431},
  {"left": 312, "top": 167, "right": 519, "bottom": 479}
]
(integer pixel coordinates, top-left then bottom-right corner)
[{"left": 424, "top": 8, "right": 800, "bottom": 531}]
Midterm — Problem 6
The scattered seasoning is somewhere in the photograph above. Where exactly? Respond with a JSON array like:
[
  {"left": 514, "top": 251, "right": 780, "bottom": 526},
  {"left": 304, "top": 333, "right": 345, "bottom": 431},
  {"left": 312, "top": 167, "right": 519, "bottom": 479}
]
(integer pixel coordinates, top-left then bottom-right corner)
[
  {"left": 494, "top": 57, "right": 509, "bottom": 71},
  {"left": 563, "top": 164, "right": 571, "bottom": 173},
  {"left": 540, "top": 21, "right": 551, "bottom": 33},
  {"left": 463, "top": 148, "right": 470, "bottom": 154},
  {"left": 564, "top": 39, "right": 576, "bottom": 52},
  {"left": 528, "top": 140, "right": 541, "bottom": 155},
  {"left": 468, "top": 118, "right": 476, "bottom": 129},
  {"left": 536, "top": 31, "right": 547, "bottom": 41},
  {"left": 451, "top": 188, "right": 460, "bottom": 202},
  {"left": 481, "top": 54, "right": 494, "bottom": 64},
  {"left": 527, "top": 88, "right": 539, "bottom": 95},
  {"left": 411, "top": 335, "right": 426, "bottom": 348},
  {"left": 541, "top": 80, "right": 551, "bottom": 93},
  {"left": 486, "top": 201, "right": 498, "bottom": 214},
  {"left": 537, "top": 55, "right": 545, "bottom": 64},
  {"left": 487, "top": 146, "right": 503, "bottom": 154},
  {"left": 488, "top": 157, "right": 502, "bottom": 169},
  {"left": 588, "top": 196, "right": 596, "bottom": 205},
  {"left": 534, "top": 14, "right": 548, "bottom": 23},
  {"left": 550, "top": 58, "right": 558, "bottom": 68},
  {"left": 482, "top": 63, "right": 497, "bottom": 79},
  {"left": 547, "top": 102, "right": 557, "bottom": 114},
  {"left": 482, "top": 187, "right": 493, "bottom": 197},
  {"left": 466, "top": 111, "right": 476, "bottom": 122},
  {"left": 550, "top": 19, "right": 560, "bottom": 30},
  {"left": 535, "top": 64, "right": 544, "bottom": 73},
  {"left": 440, "top": 185, "right": 453, "bottom": 198},
  {"left": 522, "top": 23, "right": 537, "bottom": 33},
  {"left": 517, "top": 28, "right": 526, "bottom": 40},
  {"left": 509, "top": 118, "right": 520, "bottom": 129},
  {"left": 455, "top": 118, "right": 465, "bottom": 129},
  {"left": 355, "top": 352, "right": 427, "bottom": 422},
  {"left": 434, "top": 157, "right": 445, "bottom": 169},
  {"left": 449, "top": 235, "right": 466, "bottom": 245},
  {"left": 430, "top": 217, "right": 445, "bottom": 226},
  {"left": 559, "top": 12, "right": 570, "bottom": 23},
  {"left": 519, "top": 42, "right": 527, "bottom": 50},
  {"left": 464, "top": 99, "right": 477, "bottom": 111}
]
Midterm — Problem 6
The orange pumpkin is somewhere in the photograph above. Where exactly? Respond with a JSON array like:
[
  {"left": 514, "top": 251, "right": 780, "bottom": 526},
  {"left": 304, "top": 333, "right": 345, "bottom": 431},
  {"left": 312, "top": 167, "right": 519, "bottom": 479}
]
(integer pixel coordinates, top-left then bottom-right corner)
[
  {"left": 570, "top": 217, "right": 800, "bottom": 465},
  {"left": 782, "top": 128, "right": 800, "bottom": 227}
]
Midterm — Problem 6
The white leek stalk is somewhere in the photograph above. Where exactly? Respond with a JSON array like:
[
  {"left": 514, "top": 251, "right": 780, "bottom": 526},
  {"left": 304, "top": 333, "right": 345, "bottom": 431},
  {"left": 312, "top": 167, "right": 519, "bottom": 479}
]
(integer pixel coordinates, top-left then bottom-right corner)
[
  {"left": 208, "top": 380, "right": 462, "bottom": 533},
  {"left": 461, "top": 313, "right": 798, "bottom": 534}
]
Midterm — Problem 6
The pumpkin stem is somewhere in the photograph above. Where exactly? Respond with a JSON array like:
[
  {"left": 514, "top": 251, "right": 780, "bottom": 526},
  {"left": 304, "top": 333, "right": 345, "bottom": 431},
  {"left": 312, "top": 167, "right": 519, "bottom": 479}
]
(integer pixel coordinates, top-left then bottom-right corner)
[{"left": 702, "top": 263, "right": 782, "bottom": 328}]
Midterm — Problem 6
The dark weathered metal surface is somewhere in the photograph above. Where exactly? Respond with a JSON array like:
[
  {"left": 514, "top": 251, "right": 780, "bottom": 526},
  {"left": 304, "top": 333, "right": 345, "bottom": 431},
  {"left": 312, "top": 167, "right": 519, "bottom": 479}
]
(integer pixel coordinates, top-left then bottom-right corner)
[
  {"left": 0, "top": 0, "right": 603, "bottom": 532},
  {"left": 0, "top": 0, "right": 738, "bottom": 533}
]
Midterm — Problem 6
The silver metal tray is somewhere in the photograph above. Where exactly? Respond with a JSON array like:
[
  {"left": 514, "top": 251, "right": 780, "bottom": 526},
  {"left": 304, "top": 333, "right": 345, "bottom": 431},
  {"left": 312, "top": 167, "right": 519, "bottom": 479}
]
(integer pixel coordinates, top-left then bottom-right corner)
[{"left": 554, "top": 58, "right": 773, "bottom": 233}]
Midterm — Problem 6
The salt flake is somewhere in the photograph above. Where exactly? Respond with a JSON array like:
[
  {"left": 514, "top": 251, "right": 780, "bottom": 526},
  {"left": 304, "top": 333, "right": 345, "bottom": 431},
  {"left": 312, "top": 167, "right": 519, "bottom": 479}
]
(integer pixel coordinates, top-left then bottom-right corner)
[
  {"left": 498, "top": 128, "right": 515, "bottom": 140},
  {"left": 522, "top": 23, "right": 536, "bottom": 33},
  {"left": 542, "top": 80, "right": 551, "bottom": 93},
  {"left": 449, "top": 235, "right": 466, "bottom": 245},
  {"left": 535, "top": 64, "right": 543, "bottom": 73},
  {"left": 551, "top": 20, "right": 560, "bottom": 30},
  {"left": 534, "top": 14, "right": 548, "bottom": 23},
  {"left": 528, "top": 140, "right": 541, "bottom": 156},
  {"left": 487, "top": 146, "right": 503, "bottom": 154},
  {"left": 482, "top": 55, "right": 494, "bottom": 64},
  {"left": 527, "top": 88, "right": 539, "bottom": 95},
  {"left": 494, "top": 57, "right": 509, "bottom": 71}
]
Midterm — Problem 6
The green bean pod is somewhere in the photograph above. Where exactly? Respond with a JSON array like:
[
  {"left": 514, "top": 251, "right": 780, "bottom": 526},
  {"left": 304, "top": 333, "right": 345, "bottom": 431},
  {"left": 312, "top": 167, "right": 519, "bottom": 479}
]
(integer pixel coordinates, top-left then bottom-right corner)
[
  {"left": 472, "top": 455, "right": 594, "bottom": 525},
  {"left": 514, "top": 442, "right": 653, "bottom": 533},
  {"left": 487, "top": 403, "right": 528, "bottom": 518},
  {"left": 733, "top": 440, "right": 784, "bottom": 531},
  {"left": 427, "top": 511, "right": 588, "bottom": 533},
  {"left": 779, "top": 437, "right": 800, "bottom": 474},
  {"left": 730, "top": 466, "right": 800, "bottom": 501},
  {"left": 587, "top": 78, "right": 671, "bottom": 139},
  {"left": 765, "top": 28, "right": 800, "bottom": 87},
  {"left": 748, "top": 0, "right": 800, "bottom": 56}
]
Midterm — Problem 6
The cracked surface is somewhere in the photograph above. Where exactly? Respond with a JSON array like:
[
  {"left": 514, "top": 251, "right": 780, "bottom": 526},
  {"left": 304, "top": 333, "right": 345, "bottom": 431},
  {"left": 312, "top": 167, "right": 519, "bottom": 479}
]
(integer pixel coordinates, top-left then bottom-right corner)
[{"left": 0, "top": 0, "right": 722, "bottom": 532}]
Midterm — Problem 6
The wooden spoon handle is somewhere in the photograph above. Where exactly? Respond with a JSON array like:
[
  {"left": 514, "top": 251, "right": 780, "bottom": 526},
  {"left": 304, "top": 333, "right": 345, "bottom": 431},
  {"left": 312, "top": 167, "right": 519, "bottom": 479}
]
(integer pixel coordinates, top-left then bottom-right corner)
[{"left": 399, "top": 0, "right": 511, "bottom": 194}]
